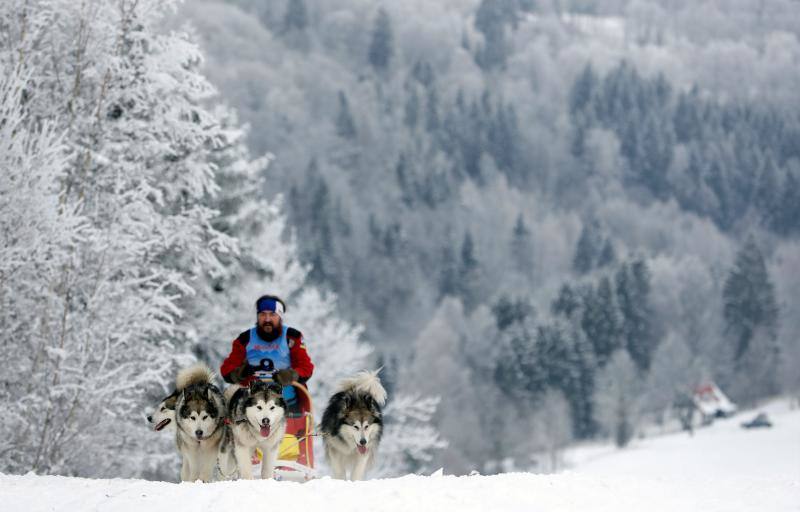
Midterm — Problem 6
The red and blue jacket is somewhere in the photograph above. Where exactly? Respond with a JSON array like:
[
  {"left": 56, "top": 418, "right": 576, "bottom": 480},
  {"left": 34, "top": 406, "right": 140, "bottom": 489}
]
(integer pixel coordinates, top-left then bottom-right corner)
[{"left": 220, "top": 326, "right": 314, "bottom": 386}]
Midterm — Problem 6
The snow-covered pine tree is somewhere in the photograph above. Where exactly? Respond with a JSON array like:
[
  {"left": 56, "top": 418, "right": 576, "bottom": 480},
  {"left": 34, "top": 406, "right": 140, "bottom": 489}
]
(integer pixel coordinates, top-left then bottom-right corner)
[
  {"left": 722, "top": 237, "right": 780, "bottom": 403},
  {"left": 367, "top": 7, "right": 394, "bottom": 72}
]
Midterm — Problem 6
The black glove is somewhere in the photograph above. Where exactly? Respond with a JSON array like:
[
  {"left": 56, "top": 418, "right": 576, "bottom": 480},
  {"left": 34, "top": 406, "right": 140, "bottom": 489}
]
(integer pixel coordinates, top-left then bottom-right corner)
[
  {"left": 273, "top": 368, "right": 299, "bottom": 386},
  {"left": 227, "top": 361, "right": 255, "bottom": 384}
]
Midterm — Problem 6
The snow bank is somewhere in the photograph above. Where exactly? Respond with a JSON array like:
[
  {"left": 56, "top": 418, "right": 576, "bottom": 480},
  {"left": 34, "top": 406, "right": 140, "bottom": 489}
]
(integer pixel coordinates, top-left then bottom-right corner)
[{"left": 1, "top": 471, "right": 797, "bottom": 512}]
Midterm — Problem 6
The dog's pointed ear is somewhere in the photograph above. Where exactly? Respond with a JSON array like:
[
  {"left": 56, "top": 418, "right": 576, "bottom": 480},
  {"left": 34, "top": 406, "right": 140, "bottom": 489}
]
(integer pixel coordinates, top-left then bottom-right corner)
[
  {"left": 267, "top": 383, "right": 283, "bottom": 395},
  {"left": 337, "top": 395, "right": 351, "bottom": 418},
  {"left": 369, "top": 402, "right": 382, "bottom": 418},
  {"left": 164, "top": 394, "right": 178, "bottom": 410}
]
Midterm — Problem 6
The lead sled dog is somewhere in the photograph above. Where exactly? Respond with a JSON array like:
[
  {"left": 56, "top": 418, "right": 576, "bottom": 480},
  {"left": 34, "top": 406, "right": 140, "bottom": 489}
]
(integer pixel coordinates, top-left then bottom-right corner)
[
  {"left": 225, "top": 381, "right": 287, "bottom": 479},
  {"left": 320, "top": 369, "right": 387, "bottom": 480}
]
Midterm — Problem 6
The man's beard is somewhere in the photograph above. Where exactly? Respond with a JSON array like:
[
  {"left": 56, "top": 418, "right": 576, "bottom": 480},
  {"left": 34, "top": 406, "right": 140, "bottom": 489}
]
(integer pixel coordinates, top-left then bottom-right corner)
[{"left": 257, "top": 319, "right": 282, "bottom": 341}]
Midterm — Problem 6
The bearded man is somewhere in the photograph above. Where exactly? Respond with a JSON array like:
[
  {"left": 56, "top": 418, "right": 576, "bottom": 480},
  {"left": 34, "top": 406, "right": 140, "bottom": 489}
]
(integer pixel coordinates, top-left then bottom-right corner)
[{"left": 220, "top": 294, "right": 314, "bottom": 408}]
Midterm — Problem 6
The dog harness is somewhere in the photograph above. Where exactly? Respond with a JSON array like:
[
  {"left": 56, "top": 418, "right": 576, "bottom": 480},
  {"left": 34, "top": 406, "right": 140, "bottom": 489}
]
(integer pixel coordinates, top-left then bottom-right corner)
[{"left": 246, "top": 325, "right": 296, "bottom": 402}]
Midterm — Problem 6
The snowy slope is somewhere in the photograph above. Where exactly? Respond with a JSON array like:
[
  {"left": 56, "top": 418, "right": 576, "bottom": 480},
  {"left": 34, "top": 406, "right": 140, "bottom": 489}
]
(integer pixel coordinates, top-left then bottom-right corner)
[
  {"left": 567, "top": 398, "right": 800, "bottom": 479},
  {"left": 1, "top": 401, "right": 798, "bottom": 512}
]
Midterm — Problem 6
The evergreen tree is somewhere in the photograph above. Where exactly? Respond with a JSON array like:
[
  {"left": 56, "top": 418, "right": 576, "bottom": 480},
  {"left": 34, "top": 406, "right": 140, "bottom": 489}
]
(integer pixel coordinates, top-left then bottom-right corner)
[
  {"left": 283, "top": 0, "right": 308, "bottom": 31},
  {"left": 411, "top": 60, "right": 435, "bottom": 87},
  {"left": 492, "top": 295, "right": 535, "bottom": 331},
  {"left": 616, "top": 260, "right": 658, "bottom": 372},
  {"left": 458, "top": 231, "right": 482, "bottom": 309},
  {"left": 573, "top": 220, "right": 601, "bottom": 274},
  {"left": 773, "top": 160, "right": 800, "bottom": 235},
  {"left": 636, "top": 110, "right": 675, "bottom": 199},
  {"left": 597, "top": 239, "right": 616, "bottom": 268},
  {"left": 474, "top": 0, "right": 517, "bottom": 70},
  {"left": 404, "top": 88, "right": 420, "bottom": 130},
  {"left": 368, "top": 8, "right": 394, "bottom": 72},
  {"left": 569, "top": 64, "right": 598, "bottom": 117},
  {"left": 582, "top": 277, "right": 622, "bottom": 367},
  {"left": 439, "top": 244, "right": 460, "bottom": 298},
  {"left": 536, "top": 320, "right": 597, "bottom": 439},
  {"left": 395, "top": 153, "right": 414, "bottom": 206},
  {"left": 510, "top": 214, "right": 534, "bottom": 277},
  {"left": 425, "top": 87, "right": 440, "bottom": 132},
  {"left": 723, "top": 238, "right": 779, "bottom": 362},
  {"left": 335, "top": 91, "right": 357, "bottom": 139},
  {"left": 552, "top": 283, "right": 580, "bottom": 319}
]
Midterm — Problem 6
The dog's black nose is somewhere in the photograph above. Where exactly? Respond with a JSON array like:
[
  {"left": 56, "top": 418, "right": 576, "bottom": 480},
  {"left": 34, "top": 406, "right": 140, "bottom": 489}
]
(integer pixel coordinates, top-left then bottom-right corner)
[
  {"left": 359, "top": 439, "right": 367, "bottom": 446},
  {"left": 195, "top": 430, "right": 203, "bottom": 438},
  {"left": 147, "top": 415, "right": 153, "bottom": 422},
  {"left": 261, "top": 418, "right": 270, "bottom": 427}
]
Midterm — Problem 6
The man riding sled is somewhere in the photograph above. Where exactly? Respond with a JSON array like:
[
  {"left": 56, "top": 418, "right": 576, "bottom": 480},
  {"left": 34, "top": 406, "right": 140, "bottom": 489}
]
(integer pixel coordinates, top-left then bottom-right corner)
[{"left": 220, "top": 294, "right": 314, "bottom": 411}]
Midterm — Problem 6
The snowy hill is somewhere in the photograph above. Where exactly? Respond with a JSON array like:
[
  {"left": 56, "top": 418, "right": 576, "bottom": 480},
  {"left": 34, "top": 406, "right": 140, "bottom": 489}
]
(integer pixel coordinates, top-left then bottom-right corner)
[
  {"left": 2, "top": 401, "right": 798, "bottom": 512},
  {"left": 567, "top": 398, "right": 800, "bottom": 479}
]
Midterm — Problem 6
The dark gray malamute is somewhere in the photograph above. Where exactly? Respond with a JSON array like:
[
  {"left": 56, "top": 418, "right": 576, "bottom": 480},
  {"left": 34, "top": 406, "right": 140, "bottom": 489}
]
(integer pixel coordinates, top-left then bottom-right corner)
[{"left": 320, "top": 370, "right": 387, "bottom": 480}]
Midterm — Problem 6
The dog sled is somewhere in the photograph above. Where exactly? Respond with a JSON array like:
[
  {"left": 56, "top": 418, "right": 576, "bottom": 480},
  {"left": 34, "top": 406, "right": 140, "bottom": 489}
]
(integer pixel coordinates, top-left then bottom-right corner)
[{"left": 253, "top": 381, "right": 318, "bottom": 482}]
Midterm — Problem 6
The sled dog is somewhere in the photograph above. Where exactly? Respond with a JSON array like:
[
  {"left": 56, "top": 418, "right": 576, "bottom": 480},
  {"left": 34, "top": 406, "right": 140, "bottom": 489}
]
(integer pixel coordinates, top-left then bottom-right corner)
[
  {"left": 173, "top": 364, "right": 230, "bottom": 482},
  {"left": 225, "top": 381, "right": 287, "bottom": 479},
  {"left": 320, "top": 369, "right": 387, "bottom": 480},
  {"left": 147, "top": 389, "right": 178, "bottom": 433}
]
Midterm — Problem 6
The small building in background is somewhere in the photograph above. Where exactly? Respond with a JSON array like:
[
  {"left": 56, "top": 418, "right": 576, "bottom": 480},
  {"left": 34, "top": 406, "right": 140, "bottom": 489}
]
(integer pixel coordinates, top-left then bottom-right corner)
[{"left": 693, "top": 382, "right": 738, "bottom": 424}]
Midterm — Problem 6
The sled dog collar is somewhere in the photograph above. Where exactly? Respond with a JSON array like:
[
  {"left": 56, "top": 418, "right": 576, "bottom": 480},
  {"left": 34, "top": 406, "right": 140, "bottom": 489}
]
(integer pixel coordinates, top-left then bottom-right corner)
[{"left": 257, "top": 297, "right": 285, "bottom": 316}]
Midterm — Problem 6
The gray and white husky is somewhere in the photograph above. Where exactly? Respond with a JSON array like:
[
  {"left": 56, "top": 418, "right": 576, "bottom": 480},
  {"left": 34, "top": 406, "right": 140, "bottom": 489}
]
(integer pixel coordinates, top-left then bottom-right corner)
[
  {"left": 225, "top": 381, "right": 287, "bottom": 479},
  {"left": 147, "top": 389, "right": 178, "bottom": 433},
  {"left": 320, "top": 369, "right": 387, "bottom": 481},
  {"left": 173, "top": 364, "right": 233, "bottom": 482}
]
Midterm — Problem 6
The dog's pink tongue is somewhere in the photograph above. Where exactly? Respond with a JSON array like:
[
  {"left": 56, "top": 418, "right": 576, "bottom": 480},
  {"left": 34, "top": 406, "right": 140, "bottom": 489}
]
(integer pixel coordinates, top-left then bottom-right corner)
[
  {"left": 260, "top": 425, "right": 271, "bottom": 437},
  {"left": 357, "top": 445, "right": 367, "bottom": 455}
]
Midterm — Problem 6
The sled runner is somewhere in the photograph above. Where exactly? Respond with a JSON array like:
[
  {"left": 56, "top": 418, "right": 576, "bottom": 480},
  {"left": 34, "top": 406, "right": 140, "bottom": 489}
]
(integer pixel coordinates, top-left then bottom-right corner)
[{"left": 253, "top": 381, "right": 317, "bottom": 482}]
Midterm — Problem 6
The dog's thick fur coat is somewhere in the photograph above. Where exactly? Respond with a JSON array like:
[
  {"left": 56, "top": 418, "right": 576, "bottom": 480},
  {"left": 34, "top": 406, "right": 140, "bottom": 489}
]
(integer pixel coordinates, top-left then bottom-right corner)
[
  {"left": 320, "top": 369, "right": 386, "bottom": 480},
  {"left": 225, "top": 381, "right": 287, "bottom": 479},
  {"left": 173, "top": 364, "right": 230, "bottom": 482}
]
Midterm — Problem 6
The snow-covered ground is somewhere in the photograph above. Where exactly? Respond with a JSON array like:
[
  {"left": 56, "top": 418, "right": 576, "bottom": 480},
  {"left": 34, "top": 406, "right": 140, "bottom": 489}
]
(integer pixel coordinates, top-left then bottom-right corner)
[
  {"left": 567, "top": 398, "right": 800, "bottom": 479},
  {"left": 1, "top": 400, "right": 798, "bottom": 512}
]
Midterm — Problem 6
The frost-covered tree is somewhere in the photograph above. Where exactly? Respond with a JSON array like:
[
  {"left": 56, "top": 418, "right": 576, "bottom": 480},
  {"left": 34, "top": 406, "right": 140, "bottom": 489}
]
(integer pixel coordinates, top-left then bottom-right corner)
[
  {"left": 573, "top": 220, "right": 601, "bottom": 274},
  {"left": 0, "top": 0, "right": 232, "bottom": 477},
  {"left": 510, "top": 214, "right": 535, "bottom": 278},
  {"left": 616, "top": 260, "right": 659, "bottom": 372},
  {"left": 594, "top": 351, "right": 641, "bottom": 448},
  {"left": 581, "top": 277, "right": 622, "bottom": 367},
  {"left": 375, "top": 394, "right": 448, "bottom": 477},
  {"left": 335, "top": 91, "right": 357, "bottom": 139},
  {"left": 530, "top": 390, "right": 572, "bottom": 473},
  {"left": 722, "top": 238, "right": 780, "bottom": 403},
  {"left": 401, "top": 298, "right": 487, "bottom": 473},
  {"left": 368, "top": 8, "right": 393, "bottom": 72},
  {"left": 283, "top": 0, "right": 308, "bottom": 32},
  {"left": 0, "top": 67, "right": 87, "bottom": 472}
]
